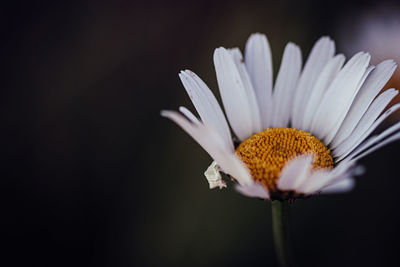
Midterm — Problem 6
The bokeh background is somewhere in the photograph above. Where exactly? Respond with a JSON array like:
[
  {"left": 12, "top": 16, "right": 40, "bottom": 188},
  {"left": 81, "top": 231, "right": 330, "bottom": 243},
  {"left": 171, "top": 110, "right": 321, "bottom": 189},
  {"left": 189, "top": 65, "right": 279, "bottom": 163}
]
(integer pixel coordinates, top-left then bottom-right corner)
[{"left": 3, "top": 0, "right": 400, "bottom": 266}]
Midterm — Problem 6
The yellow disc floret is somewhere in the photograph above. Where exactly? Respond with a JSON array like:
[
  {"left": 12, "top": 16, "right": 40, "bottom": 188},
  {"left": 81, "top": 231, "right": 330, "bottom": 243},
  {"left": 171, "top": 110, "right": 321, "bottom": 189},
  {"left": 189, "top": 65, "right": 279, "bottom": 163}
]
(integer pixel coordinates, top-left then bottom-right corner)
[{"left": 235, "top": 128, "right": 333, "bottom": 192}]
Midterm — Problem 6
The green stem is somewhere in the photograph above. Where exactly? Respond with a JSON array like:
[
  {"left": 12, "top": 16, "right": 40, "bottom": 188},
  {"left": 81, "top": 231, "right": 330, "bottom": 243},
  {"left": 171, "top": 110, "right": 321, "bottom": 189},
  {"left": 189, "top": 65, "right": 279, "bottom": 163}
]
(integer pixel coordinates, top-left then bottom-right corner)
[{"left": 271, "top": 200, "right": 293, "bottom": 267}]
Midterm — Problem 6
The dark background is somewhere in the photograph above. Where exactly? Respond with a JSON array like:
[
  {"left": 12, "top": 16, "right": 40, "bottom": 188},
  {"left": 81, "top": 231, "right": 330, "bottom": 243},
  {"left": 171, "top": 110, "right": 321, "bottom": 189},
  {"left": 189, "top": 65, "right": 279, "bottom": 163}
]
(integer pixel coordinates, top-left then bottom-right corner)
[{"left": 2, "top": 0, "right": 400, "bottom": 266}]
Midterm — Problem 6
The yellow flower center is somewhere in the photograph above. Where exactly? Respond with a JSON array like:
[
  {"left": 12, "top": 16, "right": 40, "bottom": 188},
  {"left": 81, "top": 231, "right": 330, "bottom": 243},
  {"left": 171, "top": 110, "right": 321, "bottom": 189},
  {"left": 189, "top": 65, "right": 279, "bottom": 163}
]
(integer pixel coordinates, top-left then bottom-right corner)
[{"left": 235, "top": 128, "right": 333, "bottom": 192}]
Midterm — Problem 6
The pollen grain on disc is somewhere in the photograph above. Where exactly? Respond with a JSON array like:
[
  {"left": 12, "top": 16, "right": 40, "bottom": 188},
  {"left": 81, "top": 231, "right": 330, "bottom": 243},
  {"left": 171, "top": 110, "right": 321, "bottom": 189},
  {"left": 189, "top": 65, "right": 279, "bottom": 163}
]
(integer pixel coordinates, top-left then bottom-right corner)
[{"left": 235, "top": 128, "right": 333, "bottom": 191}]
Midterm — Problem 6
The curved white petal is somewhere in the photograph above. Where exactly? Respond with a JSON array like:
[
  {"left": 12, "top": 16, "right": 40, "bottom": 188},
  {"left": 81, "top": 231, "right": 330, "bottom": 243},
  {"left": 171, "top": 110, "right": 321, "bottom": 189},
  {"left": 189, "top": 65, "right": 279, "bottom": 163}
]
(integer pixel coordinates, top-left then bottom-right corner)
[
  {"left": 179, "top": 106, "right": 201, "bottom": 124},
  {"left": 214, "top": 48, "right": 256, "bottom": 141},
  {"left": 296, "top": 170, "right": 332, "bottom": 195},
  {"left": 320, "top": 178, "right": 356, "bottom": 194},
  {"left": 291, "top": 36, "right": 335, "bottom": 129},
  {"left": 161, "top": 110, "right": 253, "bottom": 186},
  {"left": 310, "top": 52, "right": 371, "bottom": 142},
  {"left": 179, "top": 70, "right": 233, "bottom": 150},
  {"left": 334, "top": 97, "right": 400, "bottom": 161},
  {"left": 323, "top": 57, "right": 373, "bottom": 144},
  {"left": 301, "top": 54, "right": 345, "bottom": 131},
  {"left": 236, "top": 183, "right": 270, "bottom": 199},
  {"left": 345, "top": 121, "right": 400, "bottom": 163},
  {"left": 271, "top": 42, "right": 302, "bottom": 128},
  {"left": 229, "top": 48, "right": 262, "bottom": 132},
  {"left": 330, "top": 60, "right": 397, "bottom": 147},
  {"left": 245, "top": 33, "right": 273, "bottom": 129},
  {"left": 277, "top": 155, "right": 313, "bottom": 191},
  {"left": 323, "top": 61, "right": 374, "bottom": 145},
  {"left": 296, "top": 161, "right": 355, "bottom": 195},
  {"left": 351, "top": 132, "right": 400, "bottom": 162}
]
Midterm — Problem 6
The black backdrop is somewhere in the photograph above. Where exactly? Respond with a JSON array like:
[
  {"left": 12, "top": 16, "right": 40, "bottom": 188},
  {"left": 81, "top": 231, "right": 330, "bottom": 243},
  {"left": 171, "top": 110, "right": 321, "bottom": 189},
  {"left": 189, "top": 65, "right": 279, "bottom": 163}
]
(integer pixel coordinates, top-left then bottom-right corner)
[{"left": 2, "top": 0, "right": 400, "bottom": 266}]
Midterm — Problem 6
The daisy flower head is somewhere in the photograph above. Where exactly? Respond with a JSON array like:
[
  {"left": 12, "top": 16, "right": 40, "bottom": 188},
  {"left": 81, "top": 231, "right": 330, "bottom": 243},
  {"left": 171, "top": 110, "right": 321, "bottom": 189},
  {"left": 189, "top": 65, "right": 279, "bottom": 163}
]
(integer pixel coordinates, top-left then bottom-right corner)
[{"left": 162, "top": 33, "right": 400, "bottom": 201}]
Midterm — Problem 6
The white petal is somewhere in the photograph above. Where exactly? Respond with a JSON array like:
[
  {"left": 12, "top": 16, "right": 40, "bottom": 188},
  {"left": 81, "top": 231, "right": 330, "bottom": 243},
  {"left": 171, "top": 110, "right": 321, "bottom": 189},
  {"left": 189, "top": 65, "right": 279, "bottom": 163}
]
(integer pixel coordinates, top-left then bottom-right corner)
[
  {"left": 301, "top": 54, "right": 345, "bottom": 131},
  {"left": 323, "top": 62, "right": 374, "bottom": 145},
  {"left": 271, "top": 43, "right": 302, "bottom": 128},
  {"left": 245, "top": 33, "right": 273, "bottom": 129},
  {"left": 352, "top": 132, "right": 400, "bottom": 162},
  {"left": 334, "top": 95, "right": 400, "bottom": 160},
  {"left": 219, "top": 153, "right": 255, "bottom": 187},
  {"left": 320, "top": 178, "right": 356, "bottom": 194},
  {"left": 179, "top": 106, "right": 200, "bottom": 124},
  {"left": 323, "top": 60, "right": 374, "bottom": 144},
  {"left": 162, "top": 110, "right": 227, "bottom": 152},
  {"left": 214, "top": 48, "right": 256, "bottom": 141},
  {"left": 310, "top": 52, "right": 371, "bottom": 142},
  {"left": 236, "top": 183, "right": 270, "bottom": 199},
  {"left": 179, "top": 70, "right": 233, "bottom": 150},
  {"left": 297, "top": 160, "right": 360, "bottom": 194},
  {"left": 204, "top": 161, "right": 226, "bottom": 189},
  {"left": 296, "top": 170, "right": 332, "bottom": 195},
  {"left": 161, "top": 110, "right": 253, "bottom": 186},
  {"left": 291, "top": 37, "right": 335, "bottom": 129},
  {"left": 277, "top": 154, "right": 313, "bottom": 191},
  {"left": 334, "top": 88, "right": 398, "bottom": 157},
  {"left": 330, "top": 60, "right": 397, "bottom": 147},
  {"left": 229, "top": 48, "right": 262, "bottom": 132},
  {"left": 346, "top": 121, "right": 400, "bottom": 162}
]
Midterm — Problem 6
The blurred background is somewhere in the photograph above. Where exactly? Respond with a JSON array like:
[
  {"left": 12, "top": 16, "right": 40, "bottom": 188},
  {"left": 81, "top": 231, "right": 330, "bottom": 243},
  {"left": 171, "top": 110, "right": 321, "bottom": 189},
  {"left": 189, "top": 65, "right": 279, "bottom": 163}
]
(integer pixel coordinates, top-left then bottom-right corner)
[{"left": 2, "top": 0, "right": 400, "bottom": 266}]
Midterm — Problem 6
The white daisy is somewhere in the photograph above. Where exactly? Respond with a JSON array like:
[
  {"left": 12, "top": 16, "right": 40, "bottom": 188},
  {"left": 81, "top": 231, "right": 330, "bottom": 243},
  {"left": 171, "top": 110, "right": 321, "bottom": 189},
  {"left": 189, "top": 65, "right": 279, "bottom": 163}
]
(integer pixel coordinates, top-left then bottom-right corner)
[{"left": 162, "top": 33, "right": 400, "bottom": 201}]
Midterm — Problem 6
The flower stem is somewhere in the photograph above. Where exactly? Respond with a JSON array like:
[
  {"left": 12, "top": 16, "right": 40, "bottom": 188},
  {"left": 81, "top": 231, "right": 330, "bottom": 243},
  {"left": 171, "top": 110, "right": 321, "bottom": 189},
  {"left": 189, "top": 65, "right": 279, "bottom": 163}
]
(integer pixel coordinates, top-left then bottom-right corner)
[{"left": 271, "top": 200, "right": 293, "bottom": 267}]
